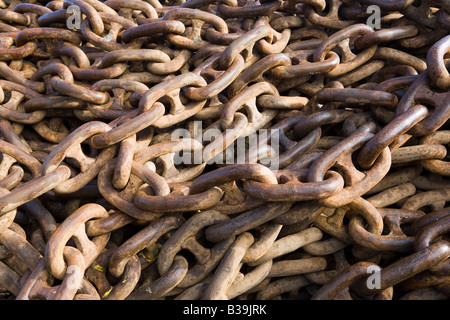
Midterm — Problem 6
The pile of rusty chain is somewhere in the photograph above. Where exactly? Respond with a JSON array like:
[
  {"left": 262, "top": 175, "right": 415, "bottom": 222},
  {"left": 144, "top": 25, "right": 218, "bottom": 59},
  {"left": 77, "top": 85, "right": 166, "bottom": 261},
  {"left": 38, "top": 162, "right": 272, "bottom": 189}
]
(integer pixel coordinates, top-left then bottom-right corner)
[{"left": 0, "top": 0, "right": 448, "bottom": 301}]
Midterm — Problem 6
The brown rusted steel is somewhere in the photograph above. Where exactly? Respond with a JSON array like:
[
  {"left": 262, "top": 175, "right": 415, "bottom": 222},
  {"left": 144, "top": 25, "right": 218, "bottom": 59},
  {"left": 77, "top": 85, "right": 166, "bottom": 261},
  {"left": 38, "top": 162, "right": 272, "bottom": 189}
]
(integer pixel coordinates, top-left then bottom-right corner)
[
  {"left": 45, "top": 203, "right": 110, "bottom": 280},
  {"left": 85, "top": 248, "right": 141, "bottom": 300},
  {"left": 0, "top": 0, "right": 448, "bottom": 302},
  {"left": 157, "top": 210, "right": 235, "bottom": 288},
  {"left": 108, "top": 214, "right": 184, "bottom": 278},
  {"left": 311, "top": 261, "right": 392, "bottom": 300}
]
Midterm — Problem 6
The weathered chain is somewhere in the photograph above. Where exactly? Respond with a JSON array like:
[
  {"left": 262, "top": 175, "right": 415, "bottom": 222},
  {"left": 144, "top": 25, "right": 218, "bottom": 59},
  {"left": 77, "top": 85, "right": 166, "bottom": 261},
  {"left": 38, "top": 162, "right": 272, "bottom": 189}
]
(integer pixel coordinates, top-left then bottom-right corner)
[{"left": 0, "top": 0, "right": 448, "bottom": 300}]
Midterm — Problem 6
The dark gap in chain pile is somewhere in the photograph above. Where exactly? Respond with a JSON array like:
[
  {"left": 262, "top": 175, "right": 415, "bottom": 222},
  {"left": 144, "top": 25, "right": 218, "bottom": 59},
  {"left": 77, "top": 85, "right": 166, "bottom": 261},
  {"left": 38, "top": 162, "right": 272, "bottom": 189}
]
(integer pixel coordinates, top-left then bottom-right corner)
[{"left": 0, "top": 0, "right": 448, "bottom": 301}]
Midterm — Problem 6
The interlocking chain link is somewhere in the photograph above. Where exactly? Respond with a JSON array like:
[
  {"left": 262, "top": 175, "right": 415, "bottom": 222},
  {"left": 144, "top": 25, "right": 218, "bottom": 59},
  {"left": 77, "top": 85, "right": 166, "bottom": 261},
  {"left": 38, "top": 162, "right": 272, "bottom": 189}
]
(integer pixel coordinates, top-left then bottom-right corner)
[{"left": 0, "top": 0, "right": 448, "bottom": 301}]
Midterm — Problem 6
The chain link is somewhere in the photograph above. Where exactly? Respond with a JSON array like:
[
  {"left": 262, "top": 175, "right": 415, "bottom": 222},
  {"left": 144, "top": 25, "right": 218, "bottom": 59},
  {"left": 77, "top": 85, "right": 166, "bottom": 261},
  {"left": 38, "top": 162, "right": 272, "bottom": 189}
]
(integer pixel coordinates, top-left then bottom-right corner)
[{"left": 0, "top": 0, "right": 448, "bottom": 301}]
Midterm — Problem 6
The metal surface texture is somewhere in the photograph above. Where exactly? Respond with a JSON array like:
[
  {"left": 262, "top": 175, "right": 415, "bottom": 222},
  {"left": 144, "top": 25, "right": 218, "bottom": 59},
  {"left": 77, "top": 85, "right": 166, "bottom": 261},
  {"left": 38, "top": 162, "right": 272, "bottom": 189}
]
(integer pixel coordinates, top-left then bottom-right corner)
[{"left": 0, "top": 0, "right": 448, "bottom": 301}]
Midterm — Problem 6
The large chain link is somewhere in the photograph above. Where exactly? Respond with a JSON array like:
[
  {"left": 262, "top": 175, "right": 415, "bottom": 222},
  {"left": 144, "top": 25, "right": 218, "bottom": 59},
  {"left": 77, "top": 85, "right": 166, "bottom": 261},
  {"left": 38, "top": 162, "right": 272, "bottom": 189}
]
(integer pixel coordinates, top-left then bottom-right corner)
[{"left": 0, "top": 0, "right": 448, "bottom": 301}]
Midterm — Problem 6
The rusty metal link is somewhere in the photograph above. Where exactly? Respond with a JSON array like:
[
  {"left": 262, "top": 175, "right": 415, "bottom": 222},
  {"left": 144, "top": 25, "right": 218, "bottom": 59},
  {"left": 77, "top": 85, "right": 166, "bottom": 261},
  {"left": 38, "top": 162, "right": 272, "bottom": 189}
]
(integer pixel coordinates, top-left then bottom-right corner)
[
  {"left": 356, "top": 240, "right": 450, "bottom": 297},
  {"left": 357, "top": 104, "right": 429, "bottom": 169},
  {"left": 396, "top": 66, "right": 450, "bottom": 137},
  {"left": 414, "top": 213, "right": 450, "bottom": 274},
  {"left": 162, "top": 7, "right": 228, "bottom": 51},
  {"left": 349, "top": 205, "right": 423, "bottom": 252},
  {"left": 157, "top": 210, "right": 235, "bottom": 288},
  {"left": 42, "top": 121, "right": 116, "bottom": 194},
  {"left": 0, "top": 0, "right": 449, "bottom": 302},
  {"left": 220, "top": 81, "right": 278, "bottom": 137},
  {"left": 243, "top": 168, "right": 344, "bottom": 202},
  {"left": 45, "top": 203, "right": 110, "bottom": 280},
  {"left": 308, "top": 132, "right": 392, "bottom": 208},
  {"left": 256, "top": 112, "right": 320, "bottom": 168},
  {"left": 32, "top": 62, "right": 110, "bottom": 104},
  {"left": 313, "top": 24, "right": 377, "bottom": 78},
  {"left": 16, "top": 248, "right": 95, "bottom": 300},
  {"left": 311, "top": 261, "right": 393, "bottom": 300},
  {"left": 85, "top": 247, "right": 141, "bottom": 300},
  {"left": 302, "top": 0, "right": 356, "bottom": 30},
  {"left": 419, "top": 130, "right": 450, "bottom": 176},
  {"left": 109, "top": 213, "right": 183, "bottom": 278}
]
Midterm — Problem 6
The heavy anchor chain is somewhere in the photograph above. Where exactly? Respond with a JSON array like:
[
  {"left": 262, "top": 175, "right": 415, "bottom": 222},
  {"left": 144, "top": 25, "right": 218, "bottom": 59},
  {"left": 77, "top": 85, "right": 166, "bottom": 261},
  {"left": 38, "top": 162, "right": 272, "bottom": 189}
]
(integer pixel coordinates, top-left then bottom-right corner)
[{"left": 0, "top": 0, "right": 448, "bottom": 301}]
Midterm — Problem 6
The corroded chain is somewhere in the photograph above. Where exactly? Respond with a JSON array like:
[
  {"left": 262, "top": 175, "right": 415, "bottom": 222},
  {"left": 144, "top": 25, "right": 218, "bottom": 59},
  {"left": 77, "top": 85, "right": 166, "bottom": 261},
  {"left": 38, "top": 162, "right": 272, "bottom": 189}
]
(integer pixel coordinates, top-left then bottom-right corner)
[{"left": 0, "top": 0, "right": 448, "bottom": 301}]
